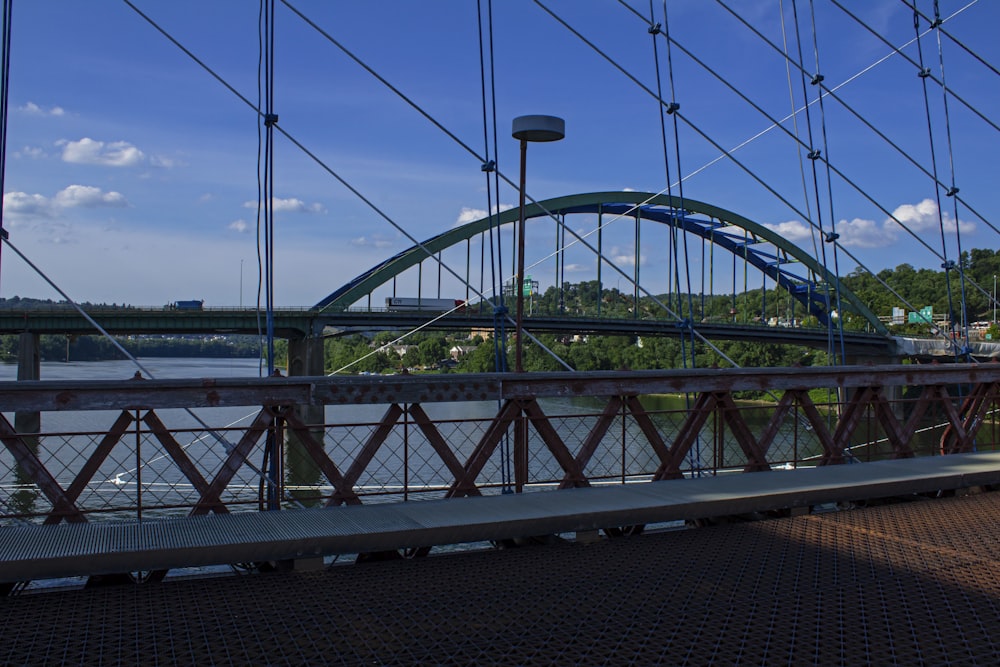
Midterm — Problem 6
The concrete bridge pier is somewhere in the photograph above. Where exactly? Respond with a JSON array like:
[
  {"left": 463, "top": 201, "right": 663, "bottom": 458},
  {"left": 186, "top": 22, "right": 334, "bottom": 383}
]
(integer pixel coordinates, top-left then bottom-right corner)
[{"left": 14, "top": 332, "right": 41, "bottom": 438}]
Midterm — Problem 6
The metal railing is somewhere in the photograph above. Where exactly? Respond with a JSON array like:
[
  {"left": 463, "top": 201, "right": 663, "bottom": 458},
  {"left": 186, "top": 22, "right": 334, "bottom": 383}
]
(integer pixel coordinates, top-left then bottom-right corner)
[{"left": 1, "top": 364, "right": 997, "bottom": 525}]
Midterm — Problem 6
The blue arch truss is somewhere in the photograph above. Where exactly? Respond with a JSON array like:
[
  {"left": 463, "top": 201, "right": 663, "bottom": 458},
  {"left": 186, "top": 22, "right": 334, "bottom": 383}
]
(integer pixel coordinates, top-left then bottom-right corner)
[{"left": 315, "top": 191, "right": 886, "bottom": 335}]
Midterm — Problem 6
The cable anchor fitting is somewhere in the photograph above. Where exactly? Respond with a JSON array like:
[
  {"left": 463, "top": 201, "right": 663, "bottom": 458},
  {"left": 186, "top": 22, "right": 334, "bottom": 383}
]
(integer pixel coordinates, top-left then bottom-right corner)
[
  {"left": 807, "top": 149, "right": 822, "bottom": 160},
  {"left": 918, "top": 67, "right": 932, "bottom": 79},
  {"left": 264, "top": 113, "right": 279, "bottom": 126},
  {"left": 824, "top": 232, "right": 839, "bottom": 243},
  {"left": 481, "top": 160, "right": 495, "bottom": 173},
  {"left": 941, "top": 260, "right": 956, "bottom": 271},
  {"left": 648, "top": 22, "right": 661, "bottom": 35},
  {"left": 666, "top": 102, "right": 680, "bottom": 115},
  {"left": 810, "top": 73, "right": 824, "bottom": 86},
  {"left": 946, "top": 186, "right": 959, "bottom": 197}
]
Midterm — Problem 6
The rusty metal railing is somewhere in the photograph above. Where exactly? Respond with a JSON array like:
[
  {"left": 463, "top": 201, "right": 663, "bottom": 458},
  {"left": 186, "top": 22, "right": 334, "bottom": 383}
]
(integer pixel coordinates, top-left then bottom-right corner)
[{"left": 1, "top": 364, "right": 997, "bottom": 525}]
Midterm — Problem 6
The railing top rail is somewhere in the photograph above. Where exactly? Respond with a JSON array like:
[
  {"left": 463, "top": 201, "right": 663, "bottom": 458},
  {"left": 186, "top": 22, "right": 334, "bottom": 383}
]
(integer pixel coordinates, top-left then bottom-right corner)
[{"left": 0, "top": 364, "right": 994, "bottom": 412}]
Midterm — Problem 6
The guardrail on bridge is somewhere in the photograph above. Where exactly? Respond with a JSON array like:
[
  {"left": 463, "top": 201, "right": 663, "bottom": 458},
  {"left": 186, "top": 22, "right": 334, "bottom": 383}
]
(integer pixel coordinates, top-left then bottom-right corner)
[{"left": 0, "top": 363, "right": 997, "bottom": 525}]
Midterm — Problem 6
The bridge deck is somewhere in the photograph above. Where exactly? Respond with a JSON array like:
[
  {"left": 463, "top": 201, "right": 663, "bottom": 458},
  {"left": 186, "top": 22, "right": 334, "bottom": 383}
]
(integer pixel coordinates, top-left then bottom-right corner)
[
  {"left": 4, "top": 451, "right": 1000, "bottom": 583},
  {"left": 5, "top": 472, "right": 1000, "bottom": 664}
]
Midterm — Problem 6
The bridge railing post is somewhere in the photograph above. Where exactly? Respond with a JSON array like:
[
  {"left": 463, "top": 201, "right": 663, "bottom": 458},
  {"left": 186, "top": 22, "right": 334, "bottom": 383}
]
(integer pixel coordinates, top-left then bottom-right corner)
[
  {"left": 285, "top": 336, "right": 326, "bottom": 506},
  {"left": 14, "top": 332, "right": 41, "bottom": 440}
]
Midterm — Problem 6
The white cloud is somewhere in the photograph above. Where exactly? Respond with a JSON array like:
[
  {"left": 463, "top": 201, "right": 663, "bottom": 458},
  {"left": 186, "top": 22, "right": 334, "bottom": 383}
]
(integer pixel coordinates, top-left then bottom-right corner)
[
  {"left": 3, "top": 185, "right": 128, "bottom": 223},
  {"left": 242, "top": 197, "right": 325, "bottom": 213},
  {"left": 836, "top": 217, "right": 898, "bottom": 248},
  {"left": 59, "top": 137, "right": 145, "bottom": 167},
  {"left": 3, "top": 192, "right": 51, "bottom": 220},
  {"left": 609, "top": 246, "right": 645, "bottom": 268},
  {"left": 20, "top": 101, "right": 65, "bottom": 116},
  {"left": 53, "top": 185, "right": 128, "bottom": 208},
  {"left": 888, "top": 198, "right": 974, "bottom": 235},
  {"left": 764, "top": 220, "right": 814, "bottom": 242},
  {"left": 350, "top": 234, "right": 395, "bottom": 249},
  {"left": 15, "top": 146, "right": 46, "bottom": 159},
  {"left": 228, "top": 219, "right": 249, "bottom": 233},
  {"left": 453, "top": 204, "right": 514, "bottom": 227},
  {"left": 763, "top": 198, "right": 975, "bottom": 251},
  {"left": 149, "top": 155, "right": 181, "bottom": 169}
]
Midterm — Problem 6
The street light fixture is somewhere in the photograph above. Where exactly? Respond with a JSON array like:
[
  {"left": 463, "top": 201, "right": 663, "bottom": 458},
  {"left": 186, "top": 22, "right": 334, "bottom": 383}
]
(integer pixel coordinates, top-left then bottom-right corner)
[{"left": 512, "top": 114, "right": 565, "bottom": 372}]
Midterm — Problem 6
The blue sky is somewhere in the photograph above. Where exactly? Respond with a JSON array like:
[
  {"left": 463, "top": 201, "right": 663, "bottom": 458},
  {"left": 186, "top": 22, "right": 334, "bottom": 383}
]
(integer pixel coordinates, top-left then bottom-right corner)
[{"left": 2, "top": 1, "right": 998, "bottom": 308}]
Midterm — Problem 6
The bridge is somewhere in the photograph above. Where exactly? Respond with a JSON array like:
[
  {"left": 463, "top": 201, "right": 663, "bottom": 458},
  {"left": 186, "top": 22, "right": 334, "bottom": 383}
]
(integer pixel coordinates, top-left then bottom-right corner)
[
  {"left": 2, "top": 1, "right": 1000, "bottom": 663},
  {"left": 4, "top": 191, "right": 999, "bottom": 370}
]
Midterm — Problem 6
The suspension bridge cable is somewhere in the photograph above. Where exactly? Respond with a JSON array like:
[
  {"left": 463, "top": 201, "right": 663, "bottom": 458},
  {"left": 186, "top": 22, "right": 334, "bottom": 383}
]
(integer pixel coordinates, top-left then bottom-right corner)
[
  {"left": 926, "top": 0, "right": 973, "bottom": 354},
  {"left": 705, "top": 1, "right": 1000, "bottom": 241},
  {"left": 627, "top": 1, "right": 924, "bottom": 350},
  {"left": 803, "top": 0, "right": 848, "bottom": 364},
  {"left": 644, "top": 1, "right": 688, "bottom": 365},
  {"left": 659, "top": 0, "right": 703, "bottom": 471},
  {"left": 188, "top": 0, "right": 732, "bottom": 370},
  {"left": 547, "top": 0, "right": 979, "bottom": 359},
  {"left": 644, "top": 2, "right": 675, "bottom": 311},
  {"left": 254, "top": 0, "right": 268, "bottom": 377},
  {"left": 0, "top": 0, "right": 11, "bottom": 294},
  {"left": 911, "top": 1, "right": 1000, "bottom": 78},
  {"left": 476, "top": 0, "right": 511, "bottom": 489},
  {"left": 0, "top": 235, "right": 305, "bottom": 495},
  {"left": 125, "top": 5, "right": 580, "bottom": 376},
  {"left": 280, "top": 0, "right": 737, "bottom": 363},
  {"left": 829, "top": 0, "right": 1000, "bottom": 135},
  {"left": 911, "top": 2, "right": 963, "bottom": 360},
  {"left": 779, "top": 0, "right": 819, "bottom": 261},
  {"left": 666, "top": 1, "right": 998, "bottom": 311},
  {"left": 129, "top": 0, "right": 796, "bottom": 373},
  {"left": 661, "top": 0, "right": 700, "bottom": 370},
  {"left": 476, "top": 0, "right": 509, "bottom": 375},
  {"left": 536, "top": 0, "right": 847, "bottom": 344}
]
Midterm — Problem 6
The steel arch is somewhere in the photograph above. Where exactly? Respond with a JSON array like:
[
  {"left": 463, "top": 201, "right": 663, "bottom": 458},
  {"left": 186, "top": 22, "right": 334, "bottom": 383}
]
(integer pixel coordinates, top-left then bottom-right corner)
[{"left": 315, "top": 191, "right": 886, "bottom": 335}]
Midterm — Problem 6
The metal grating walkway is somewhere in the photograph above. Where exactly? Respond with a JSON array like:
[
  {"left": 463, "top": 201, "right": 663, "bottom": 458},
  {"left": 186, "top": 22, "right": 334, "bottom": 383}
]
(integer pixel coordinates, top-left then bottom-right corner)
[
  {"left": 5, "top": 451, "right": 1000, "bottom": 583},
  {"left": 4, "top": 490, "right": 1000, "bottom": 665}
]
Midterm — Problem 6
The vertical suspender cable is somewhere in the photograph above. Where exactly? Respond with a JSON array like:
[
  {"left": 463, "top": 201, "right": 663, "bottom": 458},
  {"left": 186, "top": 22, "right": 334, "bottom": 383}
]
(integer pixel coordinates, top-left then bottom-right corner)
[
  {"left": 805, "top": 0, "right": 847, "bottom": 364},
  {"left": 790, "top": 0, "right": 837, "bottom": 364},
  {"left": 661, "top": 1, "right": 698, "bottom": 370},
  {"left": 911, "top": 2, "right": 961, "bottom": 360},
  {"left": 255, "top": 0, "right": 270, "bottom": 375},
  {"left": 779, "top": 0, "right": 818, "bottom": 263},
  {"left": 477, "top": 0, "right": 512, "bottom": 491},
  {"left": 929, "top": 0, "right": 971, "bottom": 356},
  {"left": 260, "top": 0, "right": 281, "bottom": 510},
  {"left": 263, "top": 0, "right": 276, "bottom": 376},
  {"left": 0, "top": 0, "right": 12, "bottom": 292}
]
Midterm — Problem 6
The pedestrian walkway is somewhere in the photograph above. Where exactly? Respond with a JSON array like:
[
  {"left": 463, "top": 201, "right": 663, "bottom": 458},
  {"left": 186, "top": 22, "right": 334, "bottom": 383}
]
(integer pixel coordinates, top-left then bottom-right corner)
[
  {"left": 3, "top": 489, "right": 1000, "bottom": 665},
  {"left": 4, "top": 451, "right": 1000, "bottom": 584}
]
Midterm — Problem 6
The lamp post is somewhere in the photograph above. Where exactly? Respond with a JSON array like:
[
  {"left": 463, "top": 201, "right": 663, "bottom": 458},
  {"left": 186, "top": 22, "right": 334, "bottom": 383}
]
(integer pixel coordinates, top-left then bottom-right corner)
[{"left": 512, "top": 114, "right": 565, "bottom": 372}]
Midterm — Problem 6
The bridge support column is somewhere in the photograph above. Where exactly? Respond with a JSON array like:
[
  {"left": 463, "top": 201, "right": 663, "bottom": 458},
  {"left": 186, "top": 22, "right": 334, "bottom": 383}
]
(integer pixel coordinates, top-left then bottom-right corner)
[
  {"left": 286, "top": 336, "right": 326, "bottom": 506},
  {"left": 15, "top": 332, "right": 41, "bottom": 437}
]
